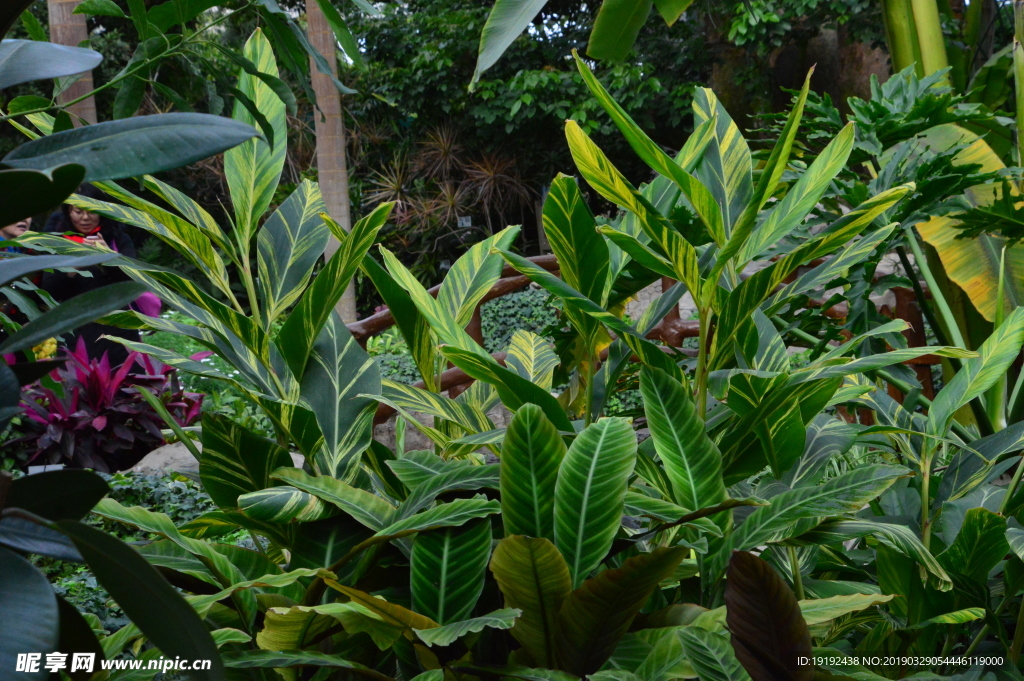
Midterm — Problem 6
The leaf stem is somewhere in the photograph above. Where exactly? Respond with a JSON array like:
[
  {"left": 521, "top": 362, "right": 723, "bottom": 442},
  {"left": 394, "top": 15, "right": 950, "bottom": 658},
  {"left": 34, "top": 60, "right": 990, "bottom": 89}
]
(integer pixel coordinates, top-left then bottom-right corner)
[
  {"left": 788, "top": 546, "right": 805, "bottom": 601},
  {"left": 904, "top": 227, "right": 967, "bottom": 350}
]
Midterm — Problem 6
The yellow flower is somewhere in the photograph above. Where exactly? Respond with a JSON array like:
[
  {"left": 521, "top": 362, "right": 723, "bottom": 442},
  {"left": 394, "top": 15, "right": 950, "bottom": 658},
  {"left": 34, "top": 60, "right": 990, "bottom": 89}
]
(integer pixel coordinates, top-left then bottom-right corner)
[{"left": 32, "top": 338, "right": 57, "bottom": 360}]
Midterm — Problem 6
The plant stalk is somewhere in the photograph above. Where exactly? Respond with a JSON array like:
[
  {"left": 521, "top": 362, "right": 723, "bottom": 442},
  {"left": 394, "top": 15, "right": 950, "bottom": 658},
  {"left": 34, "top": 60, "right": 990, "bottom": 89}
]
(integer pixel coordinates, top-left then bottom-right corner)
[
  {"left": 904, "top": 227, "right": 967, "bottom": 350},
  {"left": 788, "top": 546, "right": 805, "bottom": 601},
  {"left": 882, "top": 0, "right": 925, "bottom": 75},
  {"left": 910, "top": 0, "right": 952, "bottom": 78},
  {"left": 695, "top": 308, "right": 710, "bottom": 418},
  {"left": 1016, "top": 0, "right": 1024, "bottom": 170}
]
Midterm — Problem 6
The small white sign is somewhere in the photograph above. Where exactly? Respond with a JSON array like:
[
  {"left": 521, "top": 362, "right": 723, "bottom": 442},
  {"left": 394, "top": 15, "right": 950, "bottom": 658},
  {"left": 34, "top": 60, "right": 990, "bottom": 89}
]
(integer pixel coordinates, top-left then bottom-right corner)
[
  {"left": 457, "top": 216, "right": 472, "bottom": 228},
  {"left": 28, "top": 464, "right": 64, "bottom": 475}
]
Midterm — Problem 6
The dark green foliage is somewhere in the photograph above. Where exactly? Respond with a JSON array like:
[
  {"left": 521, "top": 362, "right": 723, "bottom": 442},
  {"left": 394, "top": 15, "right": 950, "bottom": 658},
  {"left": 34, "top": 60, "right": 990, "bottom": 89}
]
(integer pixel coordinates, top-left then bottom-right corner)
[{"left": 481, "top": 288, "right": 560, "bottom": 353}]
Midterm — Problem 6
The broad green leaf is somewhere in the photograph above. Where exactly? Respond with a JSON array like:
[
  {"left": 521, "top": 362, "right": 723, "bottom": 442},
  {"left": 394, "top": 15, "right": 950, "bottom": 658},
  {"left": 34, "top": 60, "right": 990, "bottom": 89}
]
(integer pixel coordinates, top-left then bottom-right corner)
[
  {"left": 506, "top": 330, "right": 559, "bottom": 391},
  {"left": 413, "top": 608, "right": 521, "bottom": 647},
  {"left": 2, "top": 114, "right": 257, "bottom": 182},
  {"left": 324, "top": 581, "right": 440, "bottom": 633},
  {"left": 937, "top": 507, "right": 1008, "bottom": 583},
  {"left": 542, "top": 172, "right": 610, "bottom": 304},
  {"left": 373, "top": 496, "right": 501, "bottom": 539},
  {"left": 388, "top": 450, "right": 465, "bottom": 490},
  {"left": 223, "top": 28, "right": 287, "bottom": 247},
  {"left": 736, "top": 123, "right": 855, "bottom": 264},
  {"left": 555, "top": 417, "right": 637, "bottom": 587},
  {"left": 501, "top": 404, "right": 566, "bottom": 540},
  {"left": 143, "top": 176, "right": 231, "bottom": 256},
  {"left": 302, "top": 312, "right": 379, "bottom": 481},
  {"left": 0, "top": 517, "right": 83, "bottom": 561},
  {"left": 472, "top": 0, "right": 548, "bottom": 85},
  {"left": 399, "top": 465, "right": 500, "bottom": 518},
  {"left": 257, "top": 180, "right": 330, "bottom": 324},
  {"left": 780, "top": 415, "right": 857, "bottom": 488},
  {"left": 586, "top": 0, "right": 652, "bottom": 62},
  {"left": 199, "top": 412, "right": 294, "bottom": 509},
  {"left": 237, "top": 486, "right": 335, "bottom": 523},
  {"left": 376, "top": 379, "right": 493, "bottom": 436},
  {"left": 490, "top": 536, "right": 571, "bottom": 667},
  {"left": 905, "top": 607, "right": 985, "bottom": 630},
  {"left": 928, "top": 306, "right": 1024, "bottom": 438},
  {"left": 0, "top": 39, "right": 102, "bottom": 89},
  {"left": 55, "top": 521, "right": 224, "bottom": 680},
  {"left": 797, "top": 594, "right": 894, "bottom": 625},
  {"left": 437, "top": 226, "right": 518, "bottom": 327},
  {"left": 794, "top": 519, "right": 951, "bottom": 591},
  {"left": 6, "top": 469, "right": 109, "bottom": 522},
  {"left": 555, "top": 546, "right": 687, "bottom": 675},
  {"left": 265, "top": 602, "right": 404, "bottom": 650},
  {"left": 271, "top": 467, "right": 395, "bottom": 531},
  {"left": 711, "top": 465, "right": 909, "bottom": 579},
  {"left": 0, "top": 547, "right": 57, "bottom": 681},
  {"left": 640, "top": 366, "right": 726, "bottom": 513},
  {"left": 70, "top": 187, "right": 234, "bottom": 301},
  {"left": 678, "top": 627, "right": 751, "bottom": 681},
  {"left": 361, "top": 254, "right": 436, "bottom": 389},
  {"left": 412, "top": 519, "right": 493, "bottom": 624},
  {"left": 277, "top": 201, "right": 392, "bottom": 378},
  {"left": 916, "top": 124, "right": 1024, "bottom": 322},
  {"left": 0, "top": 165, "right": 84, "bottom": 226}
]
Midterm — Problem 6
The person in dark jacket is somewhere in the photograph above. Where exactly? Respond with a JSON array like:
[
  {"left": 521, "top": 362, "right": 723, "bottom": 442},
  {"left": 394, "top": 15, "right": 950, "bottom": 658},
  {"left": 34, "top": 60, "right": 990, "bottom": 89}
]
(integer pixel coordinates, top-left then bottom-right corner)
[{"left": 41, "top": 184, "right": 143, "bottom": 367}]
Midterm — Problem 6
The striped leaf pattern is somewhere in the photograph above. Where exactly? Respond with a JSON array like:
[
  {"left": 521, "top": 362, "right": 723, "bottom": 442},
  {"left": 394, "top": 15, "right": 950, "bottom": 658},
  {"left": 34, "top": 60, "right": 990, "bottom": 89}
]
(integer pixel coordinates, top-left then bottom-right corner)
[
  {"left": 554, "top": 417, "right": 637, "bottom": 588},
  {"left": 489, "top": 536, "right": 572, "bottom": 667},
  {"left": 501, "top": 404, "right": 566, "bottom": 540},
  {"left": 143, "top": 176, "right": 233, "bottom": 256},
  {"left": 542, "top": 173, "right": 609, "bottom": 304},
  {"left": 413, "top": 608, "right": 520, "bottom": 647},
  {"left": 378, "top": 380, "right": 494, "bottom": 435},
  {"left": 277, "top": 201, "right": 392, "bottom": 379},
  {"left": 399, "top": 465, "right": 500, "bottom": 517},
  {"left": 199, "top": 413, "right": 294, "bottom": 509},
  {"left": 70, "top": 189, "right": 234, "bottom": 301},
  {"left": 271, "top": 467, "right": 396, "bottom": 531},
  {"left": 437, "top": 226, "right": 518, "bottom": 327},
  {"left": 411, "top": 519, "right": 493, "bottom": 624},
  {"left": 257, "top": 180, "right": 330, "bottom": 325},
  {"left": 691, "top": 87, "right": 753, "bottom": 234},
  {"left": 300, "top": 312, "right": 379, "bottom": 481},
  {"left": 497, "top": 249, "right": 683, "bottom": 381},
  {"left": 237, "top": 486, "right": 336, "bottom": 523},
  {"left": 371, "top": 496, "right": 501, "bottom": 539},
  {"left": 640, "top": 367, "right": 726, "bottom": 513},
  {"left": 574, "top": 53, "right": 724, "bottom": 245},
  {"left": 564, "top": 120, "right": 701, "bottom": 295},
  {"left": 678, "top": 627, "right": 751, "bottom": 681},
  {"left": 710, "top": 465, "right": 909, "bottom": 579},
  {"left": 927, "top": 306, "right": 1024, "bottom": 439},
  {"left": 736, "top": 123, "right": 855, "bottom": 264},
  {"left": 506, "top": 330, "right": 559, "bottom": 391},
  {"left": 224, "top": 28, "right": 288, "bottom": 247}
]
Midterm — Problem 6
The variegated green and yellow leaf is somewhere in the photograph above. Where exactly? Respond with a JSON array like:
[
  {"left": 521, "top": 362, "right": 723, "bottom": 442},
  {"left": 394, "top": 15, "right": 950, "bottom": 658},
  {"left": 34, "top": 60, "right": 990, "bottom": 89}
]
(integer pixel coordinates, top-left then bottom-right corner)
[
  {"left": 411, "top": 519, "right": 493, "bottom": 624},
  {"left": 554, "top": 417, "right": 637, "bottom": 587},
  {"left": 143, "top": 175, "right": 233, "bottom": 257},
  {"left": 437, "top": 226, "right": 518, "bottom": 327},
  {"left": 691, "top": 87, "right": 753, "bottom": 234},
  {"left": 199, "top": 412, "right": 294, "bottom": 509},
  {"left": 277, "top": 201, "right": 393, "bottom": 379},
  {"left": 506, "top": 330, "right": 559, "bottom": 391},
  {"left": 237, "top": 486, "right": 336, "bottom": 523},
  {"left": 257, "top": 180, "right": 331, "bottom": 325},
  {"left": 224, "top": 28, "right": 288, "bottom": 248},
  {"left": 301, "top": 312, "right": 379, "bottom": 481},
  {"left": 271, "top": 467, "right": 397, "bottom": 531},
  {"left": 501, "top": 404, "right": 566, "bottom": 540}
]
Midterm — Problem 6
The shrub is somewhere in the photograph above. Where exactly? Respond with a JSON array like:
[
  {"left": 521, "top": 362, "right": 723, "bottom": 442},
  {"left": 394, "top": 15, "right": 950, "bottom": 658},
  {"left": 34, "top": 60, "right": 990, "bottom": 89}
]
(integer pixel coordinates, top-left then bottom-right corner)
[
  {"left": 17, "top": 341, "right": 203, "bottom": 472},
  {"left": 481, "top": 287, "right": 560, "bottom": 353}
]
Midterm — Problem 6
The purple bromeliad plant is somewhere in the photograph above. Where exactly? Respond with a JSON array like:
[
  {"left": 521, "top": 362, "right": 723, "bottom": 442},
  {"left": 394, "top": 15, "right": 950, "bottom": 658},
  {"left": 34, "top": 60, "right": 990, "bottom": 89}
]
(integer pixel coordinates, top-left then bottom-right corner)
[{"left": 17, "top": 339, "right": 205, "bottom": 472}]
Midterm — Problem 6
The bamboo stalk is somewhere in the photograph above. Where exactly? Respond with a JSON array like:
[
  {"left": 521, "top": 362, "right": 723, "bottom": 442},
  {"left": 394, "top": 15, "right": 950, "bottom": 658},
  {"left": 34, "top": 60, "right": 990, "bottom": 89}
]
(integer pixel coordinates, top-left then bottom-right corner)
[
  {"left": 883, "top": 0, "right": 924, "bottom": 75},
  {"left": 910, "top": 0, "right": 951, "bottom": 78}
]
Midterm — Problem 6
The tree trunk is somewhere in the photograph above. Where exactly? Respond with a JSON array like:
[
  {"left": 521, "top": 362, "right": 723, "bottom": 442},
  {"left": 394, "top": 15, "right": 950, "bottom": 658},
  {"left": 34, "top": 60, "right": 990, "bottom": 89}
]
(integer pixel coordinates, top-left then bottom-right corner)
[
  {"left": 306, "top": 0, "right": 357, "bottom": 323},
  {"left": 47, "top": 0, "right": 98, "bottom": 124}
]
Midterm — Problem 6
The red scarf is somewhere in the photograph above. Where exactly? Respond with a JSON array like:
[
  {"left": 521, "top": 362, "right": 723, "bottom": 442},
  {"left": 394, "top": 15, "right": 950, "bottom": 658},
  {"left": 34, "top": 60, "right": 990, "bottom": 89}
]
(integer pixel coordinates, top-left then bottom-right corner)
[{"left": 61, "top": 226, "right": 102, "bottom": 244}]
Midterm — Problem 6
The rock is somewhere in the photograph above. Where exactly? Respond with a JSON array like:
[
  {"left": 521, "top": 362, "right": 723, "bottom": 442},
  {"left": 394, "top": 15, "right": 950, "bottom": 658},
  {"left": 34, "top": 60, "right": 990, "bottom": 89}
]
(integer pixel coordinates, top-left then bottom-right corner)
[{"left": 126, "top": 440, "right": 304, "bottom": 474}]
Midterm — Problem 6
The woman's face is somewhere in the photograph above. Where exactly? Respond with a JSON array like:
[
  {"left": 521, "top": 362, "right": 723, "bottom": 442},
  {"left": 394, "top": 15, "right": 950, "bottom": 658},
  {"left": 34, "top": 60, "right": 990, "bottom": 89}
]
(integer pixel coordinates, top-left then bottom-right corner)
[
  {"left": 69, "top": 206, "right": 100, "bottom": 234},
  {"left": 0, "top": 217, "right": 31, "bottom": 240}
]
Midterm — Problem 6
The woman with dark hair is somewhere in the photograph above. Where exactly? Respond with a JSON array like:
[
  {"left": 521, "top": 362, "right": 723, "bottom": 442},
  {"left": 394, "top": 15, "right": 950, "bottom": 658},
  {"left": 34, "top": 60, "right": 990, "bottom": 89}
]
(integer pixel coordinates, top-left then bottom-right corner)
[{"left": 41, "top": 184, "right": 152, "bottom": 366}]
